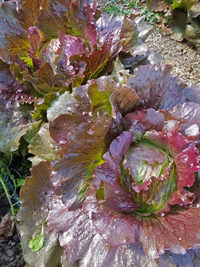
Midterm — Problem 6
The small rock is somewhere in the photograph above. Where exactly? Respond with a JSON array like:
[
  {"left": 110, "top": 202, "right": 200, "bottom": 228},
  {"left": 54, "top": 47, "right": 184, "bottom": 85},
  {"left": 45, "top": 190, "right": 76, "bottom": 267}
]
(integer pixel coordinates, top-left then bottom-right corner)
[
  {"left": 10, "top": 242, "right": 16, "bottom": 247},
  {"left": 6, "top": 249, "right": 14, "bottom": 257},
  {"left": 6, "top": 255, "right": 15, "bottom": 262}
]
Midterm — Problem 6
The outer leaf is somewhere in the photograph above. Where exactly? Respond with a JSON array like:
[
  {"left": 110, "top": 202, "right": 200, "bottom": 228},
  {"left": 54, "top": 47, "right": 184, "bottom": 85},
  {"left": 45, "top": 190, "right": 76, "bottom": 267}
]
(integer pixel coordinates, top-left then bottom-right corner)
[
  {"left": 50, "top": 114, "right": 112, "bottom": 209},
  {"left": 166, "top": 102, "right": 200, "bottom": 138},
  {"left": 172, "top": 0, "right": 197, "bottom": 11},
  {"left": 24, "top": 62, "right": 64, "bottom": 95},
  {"left": 84, "top": 188, "right": 141, "bottom": 247},
  {"left": 36, "top": 0, "right": 99, "bottom": 39},
  {"left": 169, "top": 9, "right": 187, "bottom": 41},
  {"left": 0, "top": 0, "right": 41, "bottom": 64},
  {"left": 127, "top": 65, "right": 196, "bottom": 111},
  {"left": 28, "top": 123, "right": 61, "bottom": 165},
  {"left": 146, "top": 0, "right": 172, "bottom": 11},
  {"left": 142, "top": 205, "right": 200, "bottom": 259},
  {"left": 47, "top": 198, "right": 96, "bottom": 265},
  {"left": 96, "top": 13, "right": 149, "bottom": 58},
  {"left": 17, "top": 161, "right": 65, "bottom": 267},
  {"left": 186, "top": 16, "right": 200, "bottom": 52},
  {"left": 0, "top": 101, "right": 35, "bottom": 153},
  {"left": 47, "top": 86, "right": 91, "bottom": 123},
  {"left": 0, "top": 59, "right": 39, "bottom": 103}
]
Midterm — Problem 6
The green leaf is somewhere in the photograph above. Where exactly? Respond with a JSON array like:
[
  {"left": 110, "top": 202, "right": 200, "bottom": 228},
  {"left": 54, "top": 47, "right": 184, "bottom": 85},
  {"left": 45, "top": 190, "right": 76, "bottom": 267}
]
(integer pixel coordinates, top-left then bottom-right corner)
[
  {"left": 16, "top": 178, "right": 25, "bottom": 188},
  {"left": 88, "top": 83, "right": 114, "bottom": 115},
  {"left": 29, "top": 234, "right": 44, "bottom": 252},
  {"left": 172, "top": 0, "right": 197, "bottom": 11}
]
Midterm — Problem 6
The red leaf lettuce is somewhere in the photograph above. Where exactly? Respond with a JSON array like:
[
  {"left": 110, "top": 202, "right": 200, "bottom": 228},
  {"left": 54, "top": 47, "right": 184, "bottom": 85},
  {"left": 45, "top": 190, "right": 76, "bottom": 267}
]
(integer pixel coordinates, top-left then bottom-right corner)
[{"left": 18, "top": 65, "right": 200, "bottom": 266}]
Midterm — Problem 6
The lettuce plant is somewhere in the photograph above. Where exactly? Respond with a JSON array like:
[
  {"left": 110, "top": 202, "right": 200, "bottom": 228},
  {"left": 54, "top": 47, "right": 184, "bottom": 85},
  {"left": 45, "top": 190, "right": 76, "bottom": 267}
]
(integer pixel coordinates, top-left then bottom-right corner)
[
  {"left": 146, "top": 0, "right": 200, "bottom": 51},
  {"left": 18, "top": 64, "right": 200, "bottom": 266},
  {"left": 0, "top": 0, "right": 152, "bottom": 154}
]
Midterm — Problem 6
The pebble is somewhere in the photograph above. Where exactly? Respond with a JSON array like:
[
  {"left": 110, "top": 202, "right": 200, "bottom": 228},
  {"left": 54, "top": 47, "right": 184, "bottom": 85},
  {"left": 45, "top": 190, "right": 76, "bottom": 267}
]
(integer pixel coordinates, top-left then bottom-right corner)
[{"left": 6, "top": 249, "right": 14, "bottom": 257}]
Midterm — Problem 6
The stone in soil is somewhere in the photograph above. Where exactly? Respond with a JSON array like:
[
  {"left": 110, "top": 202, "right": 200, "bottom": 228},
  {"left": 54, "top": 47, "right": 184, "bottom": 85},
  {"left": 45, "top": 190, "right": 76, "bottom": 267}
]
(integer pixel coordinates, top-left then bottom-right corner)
[{"left": 0, "top": 192, "right": 25, "bottom": 267}]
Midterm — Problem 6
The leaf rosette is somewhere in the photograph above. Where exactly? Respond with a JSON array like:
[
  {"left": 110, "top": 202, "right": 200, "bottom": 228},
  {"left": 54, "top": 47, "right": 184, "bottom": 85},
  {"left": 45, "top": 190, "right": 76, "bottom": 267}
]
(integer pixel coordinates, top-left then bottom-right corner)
[
  {"left": 0, "top": 0, "right": 152, "bottom": 153},
  {"left": 17, "top": 64, "right": 200, "bottom": 266}
]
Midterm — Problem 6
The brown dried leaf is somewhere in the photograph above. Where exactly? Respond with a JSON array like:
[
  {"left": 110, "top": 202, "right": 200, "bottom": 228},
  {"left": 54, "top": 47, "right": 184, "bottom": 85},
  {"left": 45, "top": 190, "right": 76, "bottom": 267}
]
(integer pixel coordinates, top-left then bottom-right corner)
[{"left": 0, "top": 212, "right": 15, "bottom": 243}]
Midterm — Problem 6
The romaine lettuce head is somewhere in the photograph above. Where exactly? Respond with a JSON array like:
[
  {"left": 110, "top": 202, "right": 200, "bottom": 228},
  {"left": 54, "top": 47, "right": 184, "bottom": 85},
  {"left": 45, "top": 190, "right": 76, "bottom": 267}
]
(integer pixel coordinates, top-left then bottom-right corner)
[{"left": 18, "top": 65, "right": 200, "bottom": 266}]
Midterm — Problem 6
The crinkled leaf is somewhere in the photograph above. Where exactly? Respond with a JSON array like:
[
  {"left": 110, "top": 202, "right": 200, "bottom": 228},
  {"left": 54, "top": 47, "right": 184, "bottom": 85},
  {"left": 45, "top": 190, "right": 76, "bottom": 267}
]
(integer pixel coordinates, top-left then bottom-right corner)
[
  {"left": 36, "top": 0, "right": 99, "bottom": 38},
  {"left": 166, "top": 102, "right": 200, "bottom": 138},
  {"left": 17, "top": 161, "right": 65, "bottom": 267},
  {"left": 50, "top": 114, "right": 86, "bottom": 145},
  {"left": 124, "top": 108, "right": 165, "bottom": 140},
  {"left": 87, "top": 81, "right": 114, "bottom": 115},
  {"left": 93, "top": 132, "right": 139, "bottom": 213},
  {"left": 51, "top": 114, "right": 112, "bottom": 209},
  {"left": 96, "top": 12, "right": 149, "bottom": 58},
  {"left": 172, "top": 0, "right": 197, "bottom": 11},
  {"left": 84, "top": 187, "right": 141, "bottom": 246},
  {"left": 0, "top": 101, "right": 35, "bottom": 153},
  {"left": 47, "top": 85, "right": 91, "bottom": 123},
  {"left": 0, "top": 0, "right": 41, "bottom": 64},
  {"left": 146, "top": 0, "right": 172, "bottom": 11},
  {"left": 48, "top": 198, "right": 96, "bottom": 264},
  {"left": 169, "top": 9, "right": 187, "bottom": 41},
  {"left": 0, "top": 59, "right": 39, "bottom": 103},
  {"left": 69, "top": 42, "right": 111, "bottom": 83},
  {"left": 24, "top": 62, "right": 64, "bottom": 95},
  {"left": 186, "top": 16, "right": 200, "bottom": 52},
  {"left": 127, "top": 65, "right": 193, "bottom": 111},
  {"left": 28, "top": 123, "right": 60, "bottom": 165},
  {"left": 142, "top": 204, "right": 200, "bottom": 259}
]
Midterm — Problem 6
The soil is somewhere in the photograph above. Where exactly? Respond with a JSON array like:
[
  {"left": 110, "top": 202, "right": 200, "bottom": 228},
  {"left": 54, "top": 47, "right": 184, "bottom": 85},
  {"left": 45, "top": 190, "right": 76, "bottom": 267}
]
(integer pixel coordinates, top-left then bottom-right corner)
[
  {"left": 0, "top": 191, "right": 25, "bottom": 267},
  {"left": 1, "top": 1, "right": 200, "bottom": 267}
]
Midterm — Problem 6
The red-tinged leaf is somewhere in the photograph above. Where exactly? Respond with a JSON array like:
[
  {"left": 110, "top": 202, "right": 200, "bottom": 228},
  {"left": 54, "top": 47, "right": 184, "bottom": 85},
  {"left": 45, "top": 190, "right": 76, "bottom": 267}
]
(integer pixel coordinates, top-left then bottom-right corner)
[
  {"left": 0, "top": 0, "right": 41, "bottom": 64},
  {"left": 17, "top": 161, "right": 65, "bottom": 267},
  {"left": 36, "top": 0, "right": 99, "bottom": 38},
  {"left": 96, "top": 13, "right": 149, "bottom": 58},
  {"left": 124, "top": 109, "right": 165, "bottom": 139},
  {"left": 109, "top": 131, "right": 134, "bottom": 163},
  {"left": 28, "top": 123, "right": 61, "bottom": 166},
  {"left": 0, "top": 59, "right": 39, "bottom": 103},
  {"left": 142, "top": 205, "right": 200, "bottom": 259},
  {"left": 93, "top": 135, "right": 139, "bottom": 213},
  {"left": 28, "top": 26, "right": 48, "bottom": 69},
  {"left": 47, "top": 197, "right": 96, "bottom": 265},
  {"left": 127, "top": 65, "right": 191, "bottom": 111},
  {"left": 174, "top": 145, "right": 200, "bottom": 189},
  {"left": 47, "top": 85, "right": 91, "bottom": 122},
  {"left": 169, "top": 9, "right": 187, "bottom": 41},
  {"left": 69, "top": 42, "right": 111, "bottom": 81},
  {"left": 167, "top": 102, "right": 200, "bottom": 140},
  {"left": 50, "top": 113, "right": 86, "bottom": 145},
  {"left": 83, "top": 188, "right": 141, "bottom": 246},
  {"left": 57, "top": 31, "right": 90, "bottom": 60},
  {"left": 110, "top": 84, "right": 140, "bottom": 116},
  {"left": 50, "top": 115, "right": 112, "bottom": 209},
  {"left": 24, "top": 62, "right": 63, "bottom": 94}
]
